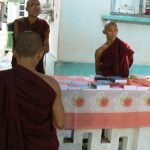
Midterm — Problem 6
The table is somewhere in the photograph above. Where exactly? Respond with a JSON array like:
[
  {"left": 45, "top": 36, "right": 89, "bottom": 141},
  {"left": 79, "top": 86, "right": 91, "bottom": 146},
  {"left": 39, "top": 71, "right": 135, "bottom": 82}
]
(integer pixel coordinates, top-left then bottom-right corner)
[
  {"left": 55, "top": 76, "right": 150, "bottom": 150},
  {"left": 62, "top": 89, "right": 150, "bottom": 129}
]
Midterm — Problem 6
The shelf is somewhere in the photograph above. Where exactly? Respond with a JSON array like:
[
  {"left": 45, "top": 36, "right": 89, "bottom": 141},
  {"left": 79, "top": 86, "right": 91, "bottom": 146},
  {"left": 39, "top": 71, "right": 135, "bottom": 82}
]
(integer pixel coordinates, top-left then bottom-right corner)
[{"left": 102, "top": 14, "right": 150, "bottom": 24}]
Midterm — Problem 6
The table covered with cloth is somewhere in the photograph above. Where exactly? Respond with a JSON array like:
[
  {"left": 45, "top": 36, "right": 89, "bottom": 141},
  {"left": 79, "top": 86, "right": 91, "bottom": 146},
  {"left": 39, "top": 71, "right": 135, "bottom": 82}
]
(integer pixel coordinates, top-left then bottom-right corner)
[{"left": 55, "top": 76, "right": 150, "bottom": 129}]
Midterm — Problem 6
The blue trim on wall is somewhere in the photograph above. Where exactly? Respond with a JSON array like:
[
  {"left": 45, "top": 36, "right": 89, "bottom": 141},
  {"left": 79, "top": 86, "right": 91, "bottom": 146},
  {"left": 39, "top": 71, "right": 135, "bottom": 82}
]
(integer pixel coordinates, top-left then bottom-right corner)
[{"left": 102, "top": 14, "right": 150, "bottom": 24}]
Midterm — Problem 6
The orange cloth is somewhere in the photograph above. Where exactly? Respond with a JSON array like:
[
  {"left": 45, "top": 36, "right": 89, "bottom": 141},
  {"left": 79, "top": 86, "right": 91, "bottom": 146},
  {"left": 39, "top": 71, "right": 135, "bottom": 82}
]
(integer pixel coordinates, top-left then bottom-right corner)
[{"left": 128, "top": 78, "right": 150, "bottom": 87}]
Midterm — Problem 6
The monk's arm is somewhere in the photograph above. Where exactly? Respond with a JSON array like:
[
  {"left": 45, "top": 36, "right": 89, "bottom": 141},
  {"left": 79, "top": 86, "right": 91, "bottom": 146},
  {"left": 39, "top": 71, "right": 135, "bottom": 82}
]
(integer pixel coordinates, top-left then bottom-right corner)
[
  {"left": 52, "top": 79, "right": 65, "bottom": 129},
  {"left": 126, "top": 55, "right": 129, "bottom": 69},
  {"left": 13, "top": 21, "right": 19, "bottom": 40},
  {"left": 123, "top": 41, "right": 134, "bottom": 68},
  {"left": 43, "top": 30, "right": 50, "bottom": 53},
  {"left": 95, "top": 47, "right": 104, "bottom": 74}
]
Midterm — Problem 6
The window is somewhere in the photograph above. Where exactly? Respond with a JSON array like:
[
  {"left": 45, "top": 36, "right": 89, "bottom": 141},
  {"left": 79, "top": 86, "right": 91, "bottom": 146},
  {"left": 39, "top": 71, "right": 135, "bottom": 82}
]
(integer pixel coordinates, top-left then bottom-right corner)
[
  {"left": 20, "top": 5, "right": 24, "bottom": 10},
  {"left": 19, "top": 11, "right": 24, "bottom": 16},
  {"left": 40, "top": 0, "right": 50, "bottom": 9},
  {"left": 19, "top": 3, "right": 25, "bottom": 17},
  {"left": 0, "top": 2, "right": 4, "bottom": 30},
  {"left": 40, "top": 0, "right": 54, "bottom": 22},
  {"left": 111, "top": 0, "right": 150, "bottom": 16}
]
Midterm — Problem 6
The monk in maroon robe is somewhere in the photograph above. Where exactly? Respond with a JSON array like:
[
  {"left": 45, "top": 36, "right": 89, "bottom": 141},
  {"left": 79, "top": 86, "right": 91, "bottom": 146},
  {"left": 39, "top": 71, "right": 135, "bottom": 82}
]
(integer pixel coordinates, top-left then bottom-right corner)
[
  {"left": 12, "top": 0, "right": 50, "bottom": 74},
  {"left": 0, "top": 32, "right": 65, "bottom": 150},
  {"left": 95, "top": 21, "right": 134, "bottom": 77}
]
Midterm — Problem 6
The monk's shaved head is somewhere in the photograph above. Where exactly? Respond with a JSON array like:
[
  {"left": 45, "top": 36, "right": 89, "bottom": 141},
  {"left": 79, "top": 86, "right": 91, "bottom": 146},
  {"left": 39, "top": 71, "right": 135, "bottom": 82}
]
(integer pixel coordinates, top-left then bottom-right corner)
[
  {"left": 104, "top": 21, "right": 117, "bottom": 31},
  {"left": 15, "top": 31, "right": 43, "bottom": 57},
  {"left": 26, "top": 0, "right": 40, "bottom": 7}
]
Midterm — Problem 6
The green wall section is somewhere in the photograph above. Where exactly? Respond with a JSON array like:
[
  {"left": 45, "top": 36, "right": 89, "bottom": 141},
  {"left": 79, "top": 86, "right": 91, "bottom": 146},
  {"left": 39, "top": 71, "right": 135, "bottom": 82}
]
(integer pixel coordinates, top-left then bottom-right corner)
[
  {"left": 54, "top": 61, "right": 150, "bottom": 76},
  {"left": 54, "top": 61, "right": 95, "bottom": 76}
]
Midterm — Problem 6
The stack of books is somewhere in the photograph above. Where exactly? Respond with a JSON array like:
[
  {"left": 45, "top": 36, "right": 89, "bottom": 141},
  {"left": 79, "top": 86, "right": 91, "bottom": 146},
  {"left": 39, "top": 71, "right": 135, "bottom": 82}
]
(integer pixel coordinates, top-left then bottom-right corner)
[
  {"left": 58, "top": 80, "right": 90, "bottom": 90},
  {"left": 94, "top": 75, "right": 127, "bottom": 83},
  {"left": 91, "top": 80, "right": 112, "bottom": 90},
  {"left": 91, "top": 75, "right": 127, "bottom": 90}
]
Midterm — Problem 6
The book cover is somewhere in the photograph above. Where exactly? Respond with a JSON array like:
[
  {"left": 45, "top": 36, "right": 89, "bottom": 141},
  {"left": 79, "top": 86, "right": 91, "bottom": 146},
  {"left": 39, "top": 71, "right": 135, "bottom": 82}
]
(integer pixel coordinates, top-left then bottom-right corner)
[
  {"left": 95, "top": 75, "right": 127, "bottom": 83},
  {"left": 91, "top": 80, "right": 111, "bottom": 90}
]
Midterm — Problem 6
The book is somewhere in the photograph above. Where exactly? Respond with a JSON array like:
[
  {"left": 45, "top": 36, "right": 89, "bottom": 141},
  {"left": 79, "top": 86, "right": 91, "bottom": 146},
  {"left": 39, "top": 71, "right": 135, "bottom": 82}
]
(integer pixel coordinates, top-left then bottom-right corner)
[
  {"left": 95, "top": 75, "right": 127, "bottom": 83},
  {"left": 58, "top": 80, "right": 90, "bottom": 90},
  {"left": 94, "top": 75, "right": 109, "bottom": 81},
  {"left": 91, "top": 80, "right": 111, "bottom": 90},
  {"left": 124, "top": 85, "right": 137, "bottom": 90},
  {"left": 109, "top": 76, "right": 127, "bottom": 83},
  {"left": 136, "top": 86, "right": 149, "bottom": 91}
]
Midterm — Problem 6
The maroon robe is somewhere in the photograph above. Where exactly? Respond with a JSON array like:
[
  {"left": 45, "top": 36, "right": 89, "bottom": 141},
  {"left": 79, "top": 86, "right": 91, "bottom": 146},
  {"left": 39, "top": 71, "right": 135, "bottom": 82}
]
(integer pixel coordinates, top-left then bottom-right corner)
[
  {"left": 99, "top": 37, "right": 134, "bottom": 77},
  {"left": 12, "top": 17, "right": 49, "bottom": 74},
  {"left": 0, "top": 65, "right": 59, "bottom": 150}
]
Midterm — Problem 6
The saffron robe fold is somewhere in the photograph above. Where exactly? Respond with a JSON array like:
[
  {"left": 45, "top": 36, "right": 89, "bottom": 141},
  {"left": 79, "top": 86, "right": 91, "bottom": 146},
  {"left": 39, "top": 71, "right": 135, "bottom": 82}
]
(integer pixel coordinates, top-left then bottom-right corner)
[
  {"left": 12, "top": 17, "right": 49, "bottom": 73},
  {"left": 0, "top": 65, "right": 58, "bottom": 150},
  {"left": 99, "top": 37, "right": 134, "bottom": 77}
]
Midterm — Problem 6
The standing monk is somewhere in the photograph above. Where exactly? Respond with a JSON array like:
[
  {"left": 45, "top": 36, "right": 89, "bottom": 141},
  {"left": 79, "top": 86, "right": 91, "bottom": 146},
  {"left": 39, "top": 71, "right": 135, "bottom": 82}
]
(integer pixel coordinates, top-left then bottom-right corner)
[
  {"left": 95, "top": 21, "right": 134, "bottom": 77},
  {"left": 0, "top": 31, "right": 65, "bottom": 150},
  {"left": 12, "top": 0, "right": 50, "bottom": 74}
]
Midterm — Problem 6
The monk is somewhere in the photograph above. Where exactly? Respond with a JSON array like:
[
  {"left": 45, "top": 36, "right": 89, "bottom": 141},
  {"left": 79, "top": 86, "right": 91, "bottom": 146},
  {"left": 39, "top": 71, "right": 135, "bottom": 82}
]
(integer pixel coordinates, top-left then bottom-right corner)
[
  {"left": 0, "top": 31, "right": 65, "bottom": 150},
  {"left": 12, "top": 0, "right": 50, "bottom": 74},
  {"left": 95, "top": 21, "right": 134, "bottom": 77}
]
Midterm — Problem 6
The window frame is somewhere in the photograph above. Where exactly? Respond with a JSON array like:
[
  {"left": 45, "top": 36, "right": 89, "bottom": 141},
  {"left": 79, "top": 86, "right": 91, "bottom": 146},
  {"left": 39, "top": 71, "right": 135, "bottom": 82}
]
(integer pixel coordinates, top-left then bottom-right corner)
[
  {"left": 110, "top": 0, "right": 146, "bottom": 16},
  {"left": 19, "top": 3, "right": 25, "bottom": 17},
  {"left": 0, "top": 2, "right": 5, "bottom": 30}
]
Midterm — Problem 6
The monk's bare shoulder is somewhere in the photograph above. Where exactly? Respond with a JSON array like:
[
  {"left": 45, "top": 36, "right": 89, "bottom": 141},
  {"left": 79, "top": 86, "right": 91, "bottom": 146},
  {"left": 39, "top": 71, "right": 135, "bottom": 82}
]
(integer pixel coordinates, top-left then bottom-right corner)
[
  {"left": 38, "top": 73, "right": 60, "bottom": 92},
  {"left": 48, "top": 76, "right": 60, "bottom": 92},
  {"left": 95, "top": 43, "right": 108, "bottom": 56}
]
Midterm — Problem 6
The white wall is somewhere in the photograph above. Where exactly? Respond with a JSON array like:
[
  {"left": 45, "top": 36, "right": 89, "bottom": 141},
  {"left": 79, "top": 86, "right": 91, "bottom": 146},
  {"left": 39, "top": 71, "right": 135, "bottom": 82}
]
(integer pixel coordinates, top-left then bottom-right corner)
[
  {"left": 57, "top": 0, "right": 110, "bottom": 63},
  {"left": 49, "top": 0, "right": 61, "bottom": 59},
  {"left": 50, "top": 0, "right": 150, "bottom": 65},
  {"left": 117, "top": 22, "right": 150, "bottom": 65},
  {"left": 7, "top": 2, "right": 19, "bottom": 23},
  {"left": 0, "top": 23, "right": 7, "bottom": 57}
]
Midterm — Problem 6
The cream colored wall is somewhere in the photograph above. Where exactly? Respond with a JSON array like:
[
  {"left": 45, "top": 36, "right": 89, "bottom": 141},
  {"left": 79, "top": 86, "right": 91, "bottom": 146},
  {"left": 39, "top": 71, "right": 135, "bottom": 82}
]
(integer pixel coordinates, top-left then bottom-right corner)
[
  {"left": 57, "top": 0, "right": 110, "bottom": 63},
  {"left": 7, "top": 2, "right": 19, "bottom": 23},
  {"left": 0, "top": 23, "right": 7, "bottom": 57},
  {"left": 117, "top": 22, "right": 150, "bottom": 65},
  {"left": 50, "top": 0, "right": 150, "bottom": 65},
  {"left": 49, "top": 0, "right": 61, "bottom": 59}
]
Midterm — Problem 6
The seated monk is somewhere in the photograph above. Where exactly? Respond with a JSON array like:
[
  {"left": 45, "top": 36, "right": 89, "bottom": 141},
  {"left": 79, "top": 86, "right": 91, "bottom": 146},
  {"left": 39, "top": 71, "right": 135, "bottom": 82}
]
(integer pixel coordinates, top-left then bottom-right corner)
[
  {"left": 95, "top": 21, "right": 134, "bottom": 77},
  {"left": 0, "top": 31, "right": 65, "bottom": 150}
]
